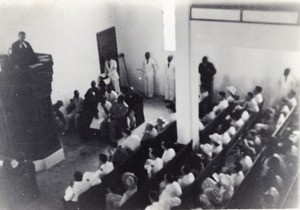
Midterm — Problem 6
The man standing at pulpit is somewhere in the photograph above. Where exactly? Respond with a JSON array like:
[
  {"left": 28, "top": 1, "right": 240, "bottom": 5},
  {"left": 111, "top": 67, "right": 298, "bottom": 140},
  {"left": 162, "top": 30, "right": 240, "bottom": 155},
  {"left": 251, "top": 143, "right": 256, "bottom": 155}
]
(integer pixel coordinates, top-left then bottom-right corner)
[{"left": 11, "top": 31, "right": 37, "bottom": 68}]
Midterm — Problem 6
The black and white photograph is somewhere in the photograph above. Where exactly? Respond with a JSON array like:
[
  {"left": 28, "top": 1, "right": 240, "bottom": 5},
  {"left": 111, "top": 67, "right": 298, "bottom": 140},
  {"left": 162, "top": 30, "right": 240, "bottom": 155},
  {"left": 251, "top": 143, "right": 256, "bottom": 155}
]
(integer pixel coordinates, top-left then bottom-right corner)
[{"left": 0, "top": 0, "right": 299, "bottom": 209}]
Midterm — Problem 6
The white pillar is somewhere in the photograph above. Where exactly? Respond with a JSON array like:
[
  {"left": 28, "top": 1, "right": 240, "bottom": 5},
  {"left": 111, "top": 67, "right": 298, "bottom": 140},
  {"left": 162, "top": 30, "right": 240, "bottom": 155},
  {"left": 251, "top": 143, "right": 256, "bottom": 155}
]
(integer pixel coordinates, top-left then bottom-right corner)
[{"left": 175, "top": 0, "right": 199, "bottom": 149}]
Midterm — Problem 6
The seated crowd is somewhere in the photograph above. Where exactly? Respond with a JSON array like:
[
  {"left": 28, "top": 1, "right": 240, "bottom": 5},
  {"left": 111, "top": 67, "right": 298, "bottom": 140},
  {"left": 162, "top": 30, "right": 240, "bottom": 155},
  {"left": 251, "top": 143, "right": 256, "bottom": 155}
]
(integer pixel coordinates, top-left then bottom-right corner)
[
  {"left": 61, "top": 76, "right": 298, "bottom": 210},
  {"left": 188, "top": 89, "right": 298, "bottom": 209}
]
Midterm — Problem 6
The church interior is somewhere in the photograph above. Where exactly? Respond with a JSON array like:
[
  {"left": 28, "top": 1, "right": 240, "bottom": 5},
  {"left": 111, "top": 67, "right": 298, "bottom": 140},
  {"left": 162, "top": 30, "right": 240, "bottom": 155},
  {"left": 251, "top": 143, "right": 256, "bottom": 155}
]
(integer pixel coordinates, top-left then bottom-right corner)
[{"left": 0, "top": 0, "right": 300, "bottom": 209}]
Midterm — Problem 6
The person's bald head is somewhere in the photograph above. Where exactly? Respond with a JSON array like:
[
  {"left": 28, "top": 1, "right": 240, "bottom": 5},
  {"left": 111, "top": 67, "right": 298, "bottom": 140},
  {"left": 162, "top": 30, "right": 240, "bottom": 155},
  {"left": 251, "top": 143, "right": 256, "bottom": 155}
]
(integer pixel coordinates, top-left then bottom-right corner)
[
  {"left": 284, "top": 68, "right": 290, "bottom": 76},
  {"left": 167, "top": 55, "right": 173, "bottom": 62},
  {"left": 145, "top": 52, "right": 150, "bottom": 59}
]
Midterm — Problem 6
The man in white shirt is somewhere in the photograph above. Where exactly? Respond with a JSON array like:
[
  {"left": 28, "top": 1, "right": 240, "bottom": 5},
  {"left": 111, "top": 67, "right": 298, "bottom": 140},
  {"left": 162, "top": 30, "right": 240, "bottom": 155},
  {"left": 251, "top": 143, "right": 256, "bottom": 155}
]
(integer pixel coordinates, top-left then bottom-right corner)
[
  {"left": 143, "top": 52, "right": 158, "bottom": 98},
  {"left": 82, "top": 153, "right": 114, "bottom": 188},
  {"left": 105, "top": 55, "right": 120, "bottom": 94},
  {"left": 67, "top": 90, "right": 84, "bottom": 131},
  {"left": 145, "top": 148, "right": 163, "bottom": 178},
  {"left": 98, "top": 153, "right": 114, "bottom": 176},
  {"left": 178, "top": 166, "right": 195, "bottom": 188},
  {"left": 122, "top": 129, "right": 141, "bottom": 152},
  {"left": 161, "top": 141, "right": 176, "bottom": 165},
  {"left": 253, "top": 86, "right": 263, "bottom": 104},
  {"left": 246, "top": 92, "right": 259, "bottom": 113},
  {"left": 64, "top": 171, "right": 90, "bottom": 203},
  {"left": 165, "top": 55, "right": 176, "bottom": 102},
  {"left": 90, "top": 96, "right": 112, "bottom": 130},
  {"left": 213, "top": 91, "right": 229, "bottom": 114},
  {"left": 279, "top": 68, "right": 298, "bottom": 98},
  {"left": 105, "top": 85, "right": 118, "bottom": 103},
  {"left": 146, "top": 191, "right": 181, "bottom": 210}
]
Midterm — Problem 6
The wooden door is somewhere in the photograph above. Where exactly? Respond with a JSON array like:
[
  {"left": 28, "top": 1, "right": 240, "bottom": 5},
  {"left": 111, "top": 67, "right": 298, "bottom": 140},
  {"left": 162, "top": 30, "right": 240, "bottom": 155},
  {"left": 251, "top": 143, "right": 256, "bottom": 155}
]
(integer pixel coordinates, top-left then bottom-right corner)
[{"left": 96, "top": 27, "right": 119, "bottom": 74}]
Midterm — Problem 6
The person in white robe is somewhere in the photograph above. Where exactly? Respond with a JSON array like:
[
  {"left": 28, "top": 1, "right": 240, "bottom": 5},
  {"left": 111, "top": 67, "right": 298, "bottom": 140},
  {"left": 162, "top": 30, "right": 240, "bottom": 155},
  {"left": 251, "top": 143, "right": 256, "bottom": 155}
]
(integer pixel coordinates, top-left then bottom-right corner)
[
  {"left": 165, "top": 55, "right": 175, "bottom": 102},
  {"left": 143, "top": 52, "right": 158, "bottom": 98}
]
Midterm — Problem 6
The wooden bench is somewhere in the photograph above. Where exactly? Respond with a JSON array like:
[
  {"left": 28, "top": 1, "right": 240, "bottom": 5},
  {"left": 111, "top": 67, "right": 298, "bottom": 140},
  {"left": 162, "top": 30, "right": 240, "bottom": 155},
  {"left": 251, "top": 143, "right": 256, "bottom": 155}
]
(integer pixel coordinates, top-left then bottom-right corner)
[
  {"left": 225, "top": 105, "right": 297, "bottom": 209},
  {"left": 176, "top": 112, "right": 260, "bottom": 209},
  {"left": 78, "top": 121, "right": 177, "bottom": 209},
  {"left": 121, "top": 140, "right": 193, "bottom": 210}
]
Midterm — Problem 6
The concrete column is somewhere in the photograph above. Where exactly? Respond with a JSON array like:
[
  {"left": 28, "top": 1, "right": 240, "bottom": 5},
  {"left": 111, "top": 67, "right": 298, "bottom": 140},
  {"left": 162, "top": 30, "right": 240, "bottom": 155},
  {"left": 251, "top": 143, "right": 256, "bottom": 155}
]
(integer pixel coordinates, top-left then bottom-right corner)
[{"left": 175, "top": 0, "right": 199, "bottom": 149}]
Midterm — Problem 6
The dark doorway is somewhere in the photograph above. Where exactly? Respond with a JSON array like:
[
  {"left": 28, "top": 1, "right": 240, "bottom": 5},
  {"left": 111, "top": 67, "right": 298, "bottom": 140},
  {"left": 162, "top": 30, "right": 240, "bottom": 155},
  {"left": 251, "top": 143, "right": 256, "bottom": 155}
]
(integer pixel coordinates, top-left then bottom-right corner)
[{"left": 96, "top": 27, "right": 119, "bottom": 74}]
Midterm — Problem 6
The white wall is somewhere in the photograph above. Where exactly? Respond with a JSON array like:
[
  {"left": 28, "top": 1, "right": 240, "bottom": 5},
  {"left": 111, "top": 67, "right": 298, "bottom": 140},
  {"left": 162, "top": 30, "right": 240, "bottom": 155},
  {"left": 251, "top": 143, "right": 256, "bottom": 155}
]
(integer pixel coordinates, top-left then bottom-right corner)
[
  {"left": 115, "top": 0, "right": 173, "bottom": 95},
  {"left": 0, "top": 0, "right": 116, "bottom": 103},
  {"left": 191, "top": 21, "right": 300, "bottom": 106}
]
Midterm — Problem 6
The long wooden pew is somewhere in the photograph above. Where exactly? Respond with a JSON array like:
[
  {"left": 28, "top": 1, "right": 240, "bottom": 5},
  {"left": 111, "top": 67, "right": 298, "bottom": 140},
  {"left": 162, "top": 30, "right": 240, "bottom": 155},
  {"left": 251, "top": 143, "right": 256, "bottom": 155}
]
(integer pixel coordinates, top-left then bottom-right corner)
[
  {"left": 199, "top": 103, "right": 235, "bottom": 142},
  {"left": 121, "top": 140, "right": 193, "bottom": 210},
  {"left": 77, "top": 103, "right": 238, "bottom": 209},
  {"left": 78, "top": 121, "right": 177, "bottom": 210},
  {"left": 176, "top": 112, "right": 260, "bottom": 209},
  {"left": 225, "top": 105, "right": 297, "bottom": 209}
]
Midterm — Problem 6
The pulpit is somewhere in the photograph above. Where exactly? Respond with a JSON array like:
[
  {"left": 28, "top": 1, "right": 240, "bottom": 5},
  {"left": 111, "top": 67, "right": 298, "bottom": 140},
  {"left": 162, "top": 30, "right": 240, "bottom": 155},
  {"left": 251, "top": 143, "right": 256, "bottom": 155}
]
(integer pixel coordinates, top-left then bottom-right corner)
[{"left": 0, "top": 53, "right": 63, "bottom": 171}]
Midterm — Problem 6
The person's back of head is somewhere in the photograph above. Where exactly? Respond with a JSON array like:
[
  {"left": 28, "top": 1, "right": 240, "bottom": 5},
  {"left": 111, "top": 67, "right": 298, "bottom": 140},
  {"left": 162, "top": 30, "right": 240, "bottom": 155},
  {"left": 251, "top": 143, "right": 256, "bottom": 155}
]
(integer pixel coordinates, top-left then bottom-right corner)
[
  {"left": 167, "top": 55, "right": 173, "bottom": 62},
  {"left": 218, "top": 91, "right": 226, "bottom": 99},
  {"left": 202, "top": 56, "right": 208, "bottom": 63},
  {"left": 287, "top": 90, "right": 296, "bottom": 98},
  {"left": 145, "top": 123, "right": 154, "bottom": 132},
  {"left": 255, "top": 86, "right": 263, "bottom": 94},
  {"left": 91, "top": 80, "right": 96, "bottom": 88},
  {"left": 111, "top": 141, "right": 118, "bottom": 149},
  {"left": 74, "top": 171, "right": 83, "bottom": 182},
  {"left": 99, "top": 153, "right": 108, "bottom": 164},
  {"left": 122, "top": 128, "right": 132, "bottom": 137},
  {"left": 148, "top": 191, "right": 159, "bottom": 204},
  {"left": 164, "top": 173, "right": 176, "bottom": 184},
  {"left": 106, "top": 84, "right": 113, "bottom": 93},
  {"left": 53, "top": 100, "right": 63, "bottom": 111},
  {"left": 118, "top": 94, "right": 125, "bottom": 103},
  {"left": 181, "top": 165, "right": 191, "bottom": 175},
  {"left": 74, "top": 90, "right": 79, "bottom": 98},
  {"left": 247, "top": 92, "right": 254, "bottom": 101},
  {"left": 161, "top": 141, "right": 173, "bottom": 150}
]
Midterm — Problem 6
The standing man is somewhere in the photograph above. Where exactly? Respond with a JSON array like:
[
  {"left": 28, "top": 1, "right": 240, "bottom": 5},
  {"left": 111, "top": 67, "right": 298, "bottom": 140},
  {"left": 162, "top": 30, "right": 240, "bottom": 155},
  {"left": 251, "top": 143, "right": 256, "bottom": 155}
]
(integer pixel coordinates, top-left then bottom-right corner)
[
  {"left": 165, "top": 55, "right": 176, "bottom": 102},
  {"left": 67, "top": 90, "right": 83, "bottom": 131},
  {"left": 105, "top": 55, "right": 121, "bottom": 94},
  {"left": 143, "top": 52, "right": 158, "bottom": 99},
  {"left": 11, "top": 31, "right": 37, "bottom": 68},
  {"left": 279, "top": 68, "right": 298, "bottom": 98},
  {"left": 198, "top": 56, "right": 217, "bottom": 94},
  {"left": 109, "top": 94, "right": 129, "bottom": 141}
]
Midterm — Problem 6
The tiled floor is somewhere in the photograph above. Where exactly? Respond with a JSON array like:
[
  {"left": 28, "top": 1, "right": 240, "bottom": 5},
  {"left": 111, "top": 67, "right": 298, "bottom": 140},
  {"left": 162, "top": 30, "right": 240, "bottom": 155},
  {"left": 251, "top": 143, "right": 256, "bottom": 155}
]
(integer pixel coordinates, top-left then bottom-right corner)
[{"left": 9, "top": 96, "right": 170, "bottom": 210}]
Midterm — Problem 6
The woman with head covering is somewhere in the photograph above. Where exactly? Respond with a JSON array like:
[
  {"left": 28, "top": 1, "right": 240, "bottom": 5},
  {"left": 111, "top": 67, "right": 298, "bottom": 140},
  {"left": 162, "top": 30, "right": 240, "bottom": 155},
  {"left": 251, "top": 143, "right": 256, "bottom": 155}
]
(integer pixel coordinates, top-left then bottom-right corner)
[{"left": 105, "top": 172, "right": 138, "bottom": 209}]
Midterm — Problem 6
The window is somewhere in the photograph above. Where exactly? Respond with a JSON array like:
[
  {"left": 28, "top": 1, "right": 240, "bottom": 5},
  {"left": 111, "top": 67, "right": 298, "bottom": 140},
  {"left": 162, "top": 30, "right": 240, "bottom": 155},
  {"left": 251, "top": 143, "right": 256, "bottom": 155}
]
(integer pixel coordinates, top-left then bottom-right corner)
[{"left": 162, "top": 0, "right": 176, "bottom": 51}]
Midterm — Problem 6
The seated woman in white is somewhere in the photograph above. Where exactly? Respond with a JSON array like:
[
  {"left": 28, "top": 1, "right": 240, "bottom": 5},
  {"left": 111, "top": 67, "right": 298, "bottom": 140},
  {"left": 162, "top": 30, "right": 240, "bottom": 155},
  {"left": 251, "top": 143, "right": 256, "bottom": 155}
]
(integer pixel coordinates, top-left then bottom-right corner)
[
  {"left": 230, "top": 162, "right": 245, "bottom": 188},
  {"left": 90, "top": 96, "right": 112, "bottom": 130},
  {"left": 145, "top": 191, "right": 181, "bottom": 210},
  {"left": 212, "top": 91, "right": 229, "bottom": 114},
  {"left": 161, "top": 141, "right": 176, "bottom": 165},
  {"left": 121, "top": 129, "right": 141, "bottom": 152},
  {"left": 178, "top": 165, "right": 195, "bottom": 189},
  {"left": 155, "top": 117, "right": 168, "bottom": 132},
  {"left": 64, "top": 171, "right": 90, "bottom": 202},
  {"left": 106, "top": 172, "right": 138, "bottom": 209},
  {"left": 159, "top": 180, "right": 182, "bottom": 201},
  {"left": 253, "top": 86, "right": 264, "bottom": 104},
  {"left": 144, "top": 148, "right": 163, "bottom": 178}
]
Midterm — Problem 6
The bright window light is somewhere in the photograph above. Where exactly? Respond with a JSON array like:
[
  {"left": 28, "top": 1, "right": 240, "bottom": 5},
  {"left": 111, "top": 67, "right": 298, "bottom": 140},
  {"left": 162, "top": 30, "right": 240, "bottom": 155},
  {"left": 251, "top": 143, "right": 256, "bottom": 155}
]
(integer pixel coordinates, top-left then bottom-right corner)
[{"left": 162, "top": 0, "right": 176, "bottom": 51}]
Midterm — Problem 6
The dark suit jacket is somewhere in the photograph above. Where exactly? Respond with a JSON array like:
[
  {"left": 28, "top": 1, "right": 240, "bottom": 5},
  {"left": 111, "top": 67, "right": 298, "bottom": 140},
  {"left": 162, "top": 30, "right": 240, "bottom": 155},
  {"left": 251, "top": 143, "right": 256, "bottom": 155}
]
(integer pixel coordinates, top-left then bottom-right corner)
[
  {"left": 11, "top": 40, "right": 36, "bottom": 68},
  {"left": 198, "top": 61, "right": 217, "bottom": 82}
]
